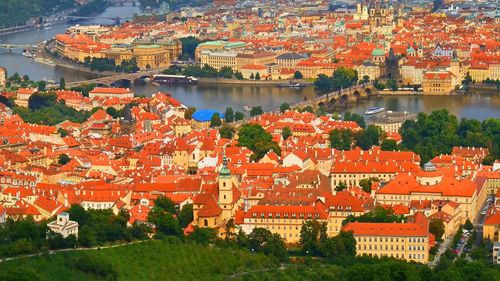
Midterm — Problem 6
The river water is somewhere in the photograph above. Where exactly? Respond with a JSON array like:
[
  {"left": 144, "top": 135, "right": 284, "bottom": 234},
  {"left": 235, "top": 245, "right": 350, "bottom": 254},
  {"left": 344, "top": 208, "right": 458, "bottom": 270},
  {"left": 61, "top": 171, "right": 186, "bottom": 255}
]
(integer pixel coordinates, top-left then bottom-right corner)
[{"left": 0, "top": 4, "right": 498, "bottom": 119}]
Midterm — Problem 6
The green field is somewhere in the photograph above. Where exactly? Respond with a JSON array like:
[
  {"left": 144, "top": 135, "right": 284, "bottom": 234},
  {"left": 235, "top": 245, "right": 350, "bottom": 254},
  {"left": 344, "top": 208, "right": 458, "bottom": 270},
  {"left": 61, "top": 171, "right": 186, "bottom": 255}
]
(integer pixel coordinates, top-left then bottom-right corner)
[
  {"left": 1, "top": 238, "right": 499, "bottom": 281},
  {"left": 0, "top": 238, "right": 277, "bottom": 281}
]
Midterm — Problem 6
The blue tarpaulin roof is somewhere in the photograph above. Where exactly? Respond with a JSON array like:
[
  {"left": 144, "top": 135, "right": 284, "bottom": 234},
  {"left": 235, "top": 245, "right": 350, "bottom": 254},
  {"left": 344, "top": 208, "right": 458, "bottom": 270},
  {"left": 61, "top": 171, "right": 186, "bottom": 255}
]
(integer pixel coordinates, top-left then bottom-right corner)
[{"left": 192, "top": 110, "right": 224, "bottom": 122}]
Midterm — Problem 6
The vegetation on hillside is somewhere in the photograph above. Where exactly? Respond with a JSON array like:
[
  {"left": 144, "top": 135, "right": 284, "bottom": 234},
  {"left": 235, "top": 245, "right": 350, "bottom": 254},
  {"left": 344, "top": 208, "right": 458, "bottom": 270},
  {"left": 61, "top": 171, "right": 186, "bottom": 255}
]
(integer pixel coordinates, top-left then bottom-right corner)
[
  {"left": 12, "top": 93, "right": 94, "bottom": 125},
  {"left": 401, "top": 109, "right": 500, "bottom": 163}
]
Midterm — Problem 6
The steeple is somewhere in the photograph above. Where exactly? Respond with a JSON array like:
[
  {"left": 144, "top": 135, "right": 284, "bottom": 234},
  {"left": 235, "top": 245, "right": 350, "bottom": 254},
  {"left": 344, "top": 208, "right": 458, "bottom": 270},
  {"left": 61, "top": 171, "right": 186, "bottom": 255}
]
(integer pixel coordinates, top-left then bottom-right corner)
[{"left": 219, "top": 152, "right": 231, "bottom": 177}]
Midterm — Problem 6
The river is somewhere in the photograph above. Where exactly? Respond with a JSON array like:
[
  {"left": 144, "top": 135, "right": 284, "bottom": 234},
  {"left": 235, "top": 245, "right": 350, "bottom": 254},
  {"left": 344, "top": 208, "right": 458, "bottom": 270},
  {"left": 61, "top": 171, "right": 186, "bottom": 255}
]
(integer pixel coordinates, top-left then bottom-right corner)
[{"left": 0, "top": 4, "right": 498, "bottom": 119}]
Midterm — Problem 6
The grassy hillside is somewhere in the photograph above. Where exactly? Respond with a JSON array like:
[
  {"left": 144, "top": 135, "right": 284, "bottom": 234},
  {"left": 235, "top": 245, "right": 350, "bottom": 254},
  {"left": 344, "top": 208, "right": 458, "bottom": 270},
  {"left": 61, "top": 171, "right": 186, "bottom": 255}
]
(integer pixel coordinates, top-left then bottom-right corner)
[{"left": 0, "top": 238, "right": 277, "bottom": 281}]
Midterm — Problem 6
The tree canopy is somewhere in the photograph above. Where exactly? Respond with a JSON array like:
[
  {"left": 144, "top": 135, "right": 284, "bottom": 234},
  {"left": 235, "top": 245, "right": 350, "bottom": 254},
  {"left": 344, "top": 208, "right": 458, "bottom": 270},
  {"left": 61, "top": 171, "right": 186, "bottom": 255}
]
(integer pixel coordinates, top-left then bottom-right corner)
[{"left": 237, "top": 124, "right": 281, "bottom": 161}]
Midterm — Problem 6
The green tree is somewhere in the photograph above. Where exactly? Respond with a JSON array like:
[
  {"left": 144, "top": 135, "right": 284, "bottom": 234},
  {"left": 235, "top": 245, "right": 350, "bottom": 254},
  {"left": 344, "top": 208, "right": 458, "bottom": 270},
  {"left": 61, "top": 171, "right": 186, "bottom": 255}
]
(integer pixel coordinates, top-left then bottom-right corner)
[
  {"left": 247, "top": 228, "right": 287, "bottom": 261},
  {"left": 219, "top": 123, "right": 235, "bottom": 139},
  {"left": 28, "top": 93, "right": 56, "bottom": 111},
  {"left": 250, "top": 106, "right": 263, "bottom": 117},
  {"left": 106, "top": 107, "right": 120, "bottom": 119},
  {"left": 224, "top": 107, "right": 234, "bottom": 123},
  {"left": 335, "top": 182, "right": 347, "bottom": 192},
  {"left": 464, "top": 219, "right": 474, "bottom": 231},
  {"left": 294, "top": 71, "right": 303, "bottom": 79},
  {"left": 329, "top": 129, "right": 353, "bottom": 150},
  {"left": 177, "top": 204, "right": 193, "bottom": 229},
  {"left": 314, "top": 74, "right": 333, "bottom": 93},
  {"left": 57, "top": 127, "right": 68, "bottom": 137},
  {"left": 234, "top": 71, "right": 243, "bottom": 80},
  {"left": 381, "top": 139, "right": 397, "bottom": 151},
  {"left": 387, "top": 79, "right": 398, "bottom": 91},
  {"left": 238, "top": 124, "right": 280, "bottom": 161},
  {"left": 279, "top": 102, "right": 290, "bottom": 113},
  {"left": 255, "top": 72, "right": 261, "bottom": 80},
  {"left": 58, "top": 154, "right": 70, "bottom": 165},
  {"left": 359, "top": 177, "right": 379, "bottom": 193},
  {"left": 300, "top": 220, "right": 328, "bottom": 256},
  {"left": 354, "top": 125, "right": 383, "bottom": 150},
  {"left": 210, "top": 113, "right": 222, "bottom": 127},
  {"left": 281, "top": 127, "right": 292, "bottom": 140},
  {"left": 462, "top": 72, "right": 472, "bottom": 86},
  {"left": 218, "top": 66, "right": 234, "bottom": 78},
  {"left": 188, "top": 227, "right": 217, "bottom": 245},
  {"left": 429, "top": 219, "right": 445, "bottom": 242},
  {"left": 59, "top": 77, "right": 66, "bottom": 90},
  {"left": 249, "top": 73, "right": 255, "bottom": 80},
  {"left": 234, "top": 111, "right": 245, "bottom": 121},
  {"left": 344, "top": 112, "right": 366, "bottom": 128},
  {"left": 483, "top": 155, "right": 495, "bottom": 165},
  {"left": 362, "top": 75, "right": 370, "bottom": 83}
]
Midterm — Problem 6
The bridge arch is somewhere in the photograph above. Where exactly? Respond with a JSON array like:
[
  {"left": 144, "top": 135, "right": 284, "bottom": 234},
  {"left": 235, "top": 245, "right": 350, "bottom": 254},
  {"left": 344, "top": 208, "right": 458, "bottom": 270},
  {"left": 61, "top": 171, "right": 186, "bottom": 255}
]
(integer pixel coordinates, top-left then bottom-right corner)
[
  {"left": 110, "top": 78, "right": 132, "bottom": 88},
  {"left": 365, "top": 87, "right": 373, "bottom": 96},
  {"left": 353, "top": 90, "right": 361, "bottom": 100}
]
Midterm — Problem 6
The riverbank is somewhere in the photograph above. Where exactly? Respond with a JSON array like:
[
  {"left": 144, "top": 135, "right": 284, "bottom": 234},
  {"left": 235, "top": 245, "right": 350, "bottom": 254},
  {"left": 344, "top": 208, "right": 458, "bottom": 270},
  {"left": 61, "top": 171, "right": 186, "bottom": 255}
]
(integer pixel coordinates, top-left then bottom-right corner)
[
  {"left": 197, "top": 77, "right": 313, "bottom": 86},
  {"left": 40, "top": 44, "right": 110, "bottom": 77}
]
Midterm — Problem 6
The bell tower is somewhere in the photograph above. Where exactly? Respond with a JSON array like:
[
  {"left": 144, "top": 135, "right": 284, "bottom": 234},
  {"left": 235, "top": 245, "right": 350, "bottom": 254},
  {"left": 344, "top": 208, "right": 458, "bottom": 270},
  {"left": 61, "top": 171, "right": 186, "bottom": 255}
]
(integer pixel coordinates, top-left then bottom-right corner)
[{"left": 218, "top": 154, "right": 232, "bottom": 206}]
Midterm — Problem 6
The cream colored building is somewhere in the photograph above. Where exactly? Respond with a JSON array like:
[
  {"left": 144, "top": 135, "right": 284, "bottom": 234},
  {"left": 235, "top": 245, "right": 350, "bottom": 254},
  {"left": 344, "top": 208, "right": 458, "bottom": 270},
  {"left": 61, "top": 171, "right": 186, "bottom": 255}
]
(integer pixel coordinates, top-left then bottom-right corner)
[{"left": 343, "top": 213, "right": 431, "bottom": 263}]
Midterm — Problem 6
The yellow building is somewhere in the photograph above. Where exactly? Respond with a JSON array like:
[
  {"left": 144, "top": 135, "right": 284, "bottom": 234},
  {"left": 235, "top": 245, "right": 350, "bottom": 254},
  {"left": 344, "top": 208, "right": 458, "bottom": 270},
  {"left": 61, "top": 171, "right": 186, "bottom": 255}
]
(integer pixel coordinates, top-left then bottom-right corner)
[
  {"left": 422, "top": 71, "right": 455, "bottom": 95},
  {"left": 375, "top": 166, "right": 478, "bottom": 224},
  {"left": 356, "top": 61, "right": 381, "bottom": 81},
  {"left": 240, "top": 204, "right": 329, "bottom": 243},
  {"left": 195, "top": 40, "right": 246, "bottom": 64},
  {"left": 235, "top": 52, "right": 276, "bottom": 69},
  {"left": 343, "top": 213, "right": 432, "bottom": 263},
  {"left": 103, "top": 43, "right": 180, "bottom": 70},
  {"left": 484, "top": 213, "right": 500, "bottom": 242},
  {"left": 199, "top": 51, "right": 238, "bottom": 70},
  {"left": 275, "top": 53, "right": 308, "bottom": 69}
]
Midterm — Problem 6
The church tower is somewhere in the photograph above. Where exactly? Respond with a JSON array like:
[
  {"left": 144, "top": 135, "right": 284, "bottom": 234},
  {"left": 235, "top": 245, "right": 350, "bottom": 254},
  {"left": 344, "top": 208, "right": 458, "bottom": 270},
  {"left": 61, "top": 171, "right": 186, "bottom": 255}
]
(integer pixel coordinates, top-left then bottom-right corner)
[
  {"left": 449, "top": 50, "right": 460, "bottom": 80},
  {"left": 218, "top": 154, "right": 232, "bottom": 206}
]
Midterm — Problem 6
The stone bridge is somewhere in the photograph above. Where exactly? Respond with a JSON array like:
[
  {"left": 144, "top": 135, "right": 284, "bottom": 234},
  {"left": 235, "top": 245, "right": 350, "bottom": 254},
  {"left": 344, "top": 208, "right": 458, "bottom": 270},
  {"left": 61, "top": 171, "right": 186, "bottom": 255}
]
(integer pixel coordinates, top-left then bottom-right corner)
[
  {"left": 65, "top": 69, "right": 161, "bottom": 88},
  {"left": 292, "top": 83, "right": 377, "bottom": 110}
]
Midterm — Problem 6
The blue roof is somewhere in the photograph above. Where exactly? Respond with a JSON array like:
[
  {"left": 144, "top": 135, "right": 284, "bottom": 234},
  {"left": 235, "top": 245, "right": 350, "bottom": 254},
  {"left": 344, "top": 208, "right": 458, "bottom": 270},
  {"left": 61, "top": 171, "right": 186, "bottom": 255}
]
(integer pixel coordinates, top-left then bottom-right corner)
[{"left": 192, "top": 110, "right": 224, "bottom": 122}]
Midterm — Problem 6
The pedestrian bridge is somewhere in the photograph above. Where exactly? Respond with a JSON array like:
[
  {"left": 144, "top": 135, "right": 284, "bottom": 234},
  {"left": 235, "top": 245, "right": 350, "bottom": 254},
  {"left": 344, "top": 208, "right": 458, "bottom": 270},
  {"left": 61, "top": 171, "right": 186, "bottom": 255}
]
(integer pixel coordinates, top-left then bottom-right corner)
[
  {"left": 292, "top": 84, "right": 377, "bottom": 110},
  {"left": 65, "top": 69, "right": 161, "bottom": 88},
  {"left": 0, "top": 44, "right": 33, "bottom": 50}
]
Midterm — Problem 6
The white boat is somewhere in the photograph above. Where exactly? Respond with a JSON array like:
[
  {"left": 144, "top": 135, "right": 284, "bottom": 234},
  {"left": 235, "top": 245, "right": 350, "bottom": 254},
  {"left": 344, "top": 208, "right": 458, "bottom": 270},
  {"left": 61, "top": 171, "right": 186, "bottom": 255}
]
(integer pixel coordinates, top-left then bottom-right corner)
[
  {"left": 244, "top": 106, "right": 254, "bottom": 111},
  {"left": 34, "top": 57, "right": 56, "bottom": 67},
  {"left": 364, "top": 107, "right": 385, "bottom": 115},
  {"left": 22, "top": 52, "right": 34, "bottom": 58}
]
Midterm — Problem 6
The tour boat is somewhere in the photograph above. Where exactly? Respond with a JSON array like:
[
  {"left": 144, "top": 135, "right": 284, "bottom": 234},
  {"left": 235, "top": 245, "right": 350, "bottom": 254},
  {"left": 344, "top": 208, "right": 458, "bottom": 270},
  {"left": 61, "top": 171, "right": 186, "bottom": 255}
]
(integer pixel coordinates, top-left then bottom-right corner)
[
  {"left": 277, "top": 81, "right": 306, "bottom": 88},
  {"left": 364, "top": 107, "right": 385, "bottom": 115},
  {"left": 22, "top": 51, "right": 34, "bottom": 58},
  {"left": 152, "top": 74, "right": 198, "bottom": 84}
]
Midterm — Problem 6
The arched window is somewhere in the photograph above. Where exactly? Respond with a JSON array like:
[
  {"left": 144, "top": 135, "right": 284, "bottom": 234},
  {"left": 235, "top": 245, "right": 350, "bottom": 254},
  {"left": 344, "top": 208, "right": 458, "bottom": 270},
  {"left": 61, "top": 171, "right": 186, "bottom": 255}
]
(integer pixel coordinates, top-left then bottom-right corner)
[{"left": 203, "top": 219, "right": 208, "bottom": 227}]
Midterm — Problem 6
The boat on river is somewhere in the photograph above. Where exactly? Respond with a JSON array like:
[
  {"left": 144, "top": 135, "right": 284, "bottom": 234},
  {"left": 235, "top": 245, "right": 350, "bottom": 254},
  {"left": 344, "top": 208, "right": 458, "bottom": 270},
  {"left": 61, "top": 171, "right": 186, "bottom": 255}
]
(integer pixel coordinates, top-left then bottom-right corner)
[
  {"left": 152, "top": 74, "right": 198, "bottom": 84},
  {"left": 364, "top": 107, "right": 385, "bottom": 115},
  {"left": 277, "top": 81, "right": 306, "bottom": 88}
]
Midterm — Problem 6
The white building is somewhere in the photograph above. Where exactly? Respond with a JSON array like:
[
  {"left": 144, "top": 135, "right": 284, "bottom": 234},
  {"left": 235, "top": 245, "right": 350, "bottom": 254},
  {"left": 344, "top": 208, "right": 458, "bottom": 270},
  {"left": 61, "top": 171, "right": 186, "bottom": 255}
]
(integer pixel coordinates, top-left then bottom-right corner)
[{"left": 47, "top": 212, "right": 79, "bottom": 238}]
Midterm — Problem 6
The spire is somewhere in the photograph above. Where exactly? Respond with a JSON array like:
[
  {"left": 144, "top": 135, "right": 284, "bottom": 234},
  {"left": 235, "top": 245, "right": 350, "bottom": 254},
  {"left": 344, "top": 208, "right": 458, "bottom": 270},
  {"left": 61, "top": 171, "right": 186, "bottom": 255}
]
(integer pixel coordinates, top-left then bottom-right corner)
[{"left": 219, "top": 150, "right": 231, "bottom": 177}]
